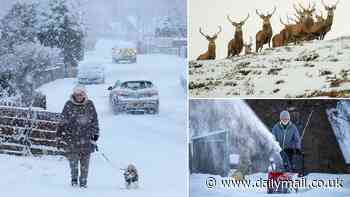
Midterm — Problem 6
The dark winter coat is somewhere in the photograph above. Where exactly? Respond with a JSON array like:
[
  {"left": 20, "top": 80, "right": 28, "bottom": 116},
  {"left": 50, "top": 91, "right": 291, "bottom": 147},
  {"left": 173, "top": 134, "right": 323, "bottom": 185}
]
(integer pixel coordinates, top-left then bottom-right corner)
[
  {"left": 57, "top": 95, "right": 99, "bottom": 154},
  {"left": 272, "top": 122, "right": 301, "bottom": 150}
]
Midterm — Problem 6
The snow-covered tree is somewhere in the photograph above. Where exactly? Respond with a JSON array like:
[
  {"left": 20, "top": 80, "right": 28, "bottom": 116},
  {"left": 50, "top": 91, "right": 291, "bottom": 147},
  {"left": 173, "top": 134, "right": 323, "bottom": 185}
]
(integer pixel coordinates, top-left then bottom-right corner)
[
  {"left": 38, "top": 0, "right": 85, "bottom": 67},
  {"left": 0, "top": 39, "right": 7, "bottom": 57},
  {"left": 154, "top": 15, "right": 186, "bottom": 38},
  {"left": 0, "top": 42, "right": 63, "bottom": 104},
  {"left": 0, "top": 2, "right": 38, "bottom": 50}
]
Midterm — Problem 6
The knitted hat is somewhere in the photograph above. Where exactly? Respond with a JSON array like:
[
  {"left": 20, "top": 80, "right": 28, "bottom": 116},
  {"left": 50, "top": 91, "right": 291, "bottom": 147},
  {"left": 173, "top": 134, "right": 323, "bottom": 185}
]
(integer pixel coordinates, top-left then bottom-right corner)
[
  {"left": 280, "top": 110, "right": 290, "bottom": 120},
  {"left": 73, "top": 84, "right": 87, "bottom": 95}
]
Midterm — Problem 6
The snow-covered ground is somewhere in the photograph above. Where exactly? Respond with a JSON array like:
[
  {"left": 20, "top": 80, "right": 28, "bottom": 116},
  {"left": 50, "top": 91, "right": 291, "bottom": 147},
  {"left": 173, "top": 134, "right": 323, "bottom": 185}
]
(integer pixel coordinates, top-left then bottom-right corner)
[
  {"left": 0, "top": 38, "right": 187, "bottom": 196},
  {"left": 189, "top": 37, "right": 350, "bottom": 98},
  {"left": 191, "top": 173, "right": 350, "bottom": 197}
]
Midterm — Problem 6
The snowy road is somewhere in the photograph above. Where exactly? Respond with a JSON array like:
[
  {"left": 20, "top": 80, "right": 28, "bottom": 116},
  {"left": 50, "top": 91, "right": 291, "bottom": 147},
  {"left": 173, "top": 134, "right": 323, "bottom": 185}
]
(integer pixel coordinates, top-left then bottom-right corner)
[{"left": 0, "top": 39, "right": 187, "bottom": 196}]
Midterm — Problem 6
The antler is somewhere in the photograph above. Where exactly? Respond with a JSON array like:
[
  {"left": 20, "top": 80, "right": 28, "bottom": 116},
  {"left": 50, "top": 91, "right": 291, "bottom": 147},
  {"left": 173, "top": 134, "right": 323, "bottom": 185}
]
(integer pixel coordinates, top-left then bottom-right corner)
[
  {"left": 292, "top": 14, "right": 302, "bottom": 23},
  {"left": 199, "top": 28, "right": 208, "bottom": 38},
  {"left": 256, "top": 9, "right": 263, "bottom": 17},
  {"left": 298, "top": 2, "right": 307, "bottom": 12},
  {"left": 321, "top": 0, "right": 329, "bottom": 9},
  {"left": 333, "top": 0, "right": 340, "bottom": 8},
  {"left": 214, "top": 26, "right": 222, "bottom": 36},
  {"left": 299, "top": 1, "right": 315, "bottom": 12},
  {"left": 268, "top": 6, "right": 277, "bottom": 17},
  {"left": 322, "top": 0, "right": 338, "bottom": 9},
  {"left": 309, "top": 2, "right": 316, "bottom": 12},
  {"left": 227, "top": 15, "right": 237, "bottom": 25},
  {"left": 335, "top": 0, "right": 340, "bottom": 6},
  {"left": 280, "top": 17, "right": 288, "bottom": 26},
  {"left": 293, "top": 4, "right": 304, "bottom": 16},
  {"left": 286, "top": 14, "right": 295, "bottom": 23},
  {"left": 241, "top": 13, "right": 250, "bottom": 24}
]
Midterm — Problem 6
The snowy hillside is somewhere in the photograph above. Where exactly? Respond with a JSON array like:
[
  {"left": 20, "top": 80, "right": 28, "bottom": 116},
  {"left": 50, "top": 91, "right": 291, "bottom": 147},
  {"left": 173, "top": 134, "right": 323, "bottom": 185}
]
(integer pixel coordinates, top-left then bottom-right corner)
[
  {"left": 189, "top": 37, "right": 350, "bottom": 98},
  {"left": 327, "top": 100, "right": 350, "bottom": 165},
  {"left": 191, "top": 173, "right": 350, "bottom": 197},
  {"left": 0, "top": 38, "right": 187, "bottom": 196}
]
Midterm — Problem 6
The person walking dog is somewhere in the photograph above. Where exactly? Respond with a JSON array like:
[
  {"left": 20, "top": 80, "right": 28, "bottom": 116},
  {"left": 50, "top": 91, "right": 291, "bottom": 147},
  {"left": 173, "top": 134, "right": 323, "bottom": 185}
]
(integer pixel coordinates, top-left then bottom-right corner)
[{"left": 57, "top": 85, "right": 99, "bottom": 188}]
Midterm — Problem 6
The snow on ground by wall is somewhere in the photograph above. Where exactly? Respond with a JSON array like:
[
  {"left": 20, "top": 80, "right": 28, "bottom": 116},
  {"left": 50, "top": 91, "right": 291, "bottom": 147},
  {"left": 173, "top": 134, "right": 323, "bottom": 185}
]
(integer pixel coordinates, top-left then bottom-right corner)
[
  {"left": 0, "top": 38, "right": 187, "bottom": 196},
  {"left": 191, "top": 173, "right": 350, "bottom": 197},
  {"left": 189, "top": 37, "right": 350, "bottom": 98},
  {"left": 327, "top": 100, "right": 350, "bottom": 164}
]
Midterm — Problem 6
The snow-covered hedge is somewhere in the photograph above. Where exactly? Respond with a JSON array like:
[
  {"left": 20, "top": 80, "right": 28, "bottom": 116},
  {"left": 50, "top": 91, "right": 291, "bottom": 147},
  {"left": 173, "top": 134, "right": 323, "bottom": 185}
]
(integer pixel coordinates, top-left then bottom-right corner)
[{"left": 0, "top": 42, "right": 62, "bottom": 76}]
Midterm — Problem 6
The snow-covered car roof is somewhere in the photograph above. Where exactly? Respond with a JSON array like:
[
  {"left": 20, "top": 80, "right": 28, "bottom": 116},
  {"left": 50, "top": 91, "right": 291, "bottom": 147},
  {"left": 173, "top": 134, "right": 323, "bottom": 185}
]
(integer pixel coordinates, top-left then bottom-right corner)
[
  {"left": 112, "top": 41, "right": 136, "bottom": 49},
  {"left": 115, "top": 80, "right": 156, "bottom": 90},
  {"left": 78, "top": 63, "right": 104, "bottom": 71}
]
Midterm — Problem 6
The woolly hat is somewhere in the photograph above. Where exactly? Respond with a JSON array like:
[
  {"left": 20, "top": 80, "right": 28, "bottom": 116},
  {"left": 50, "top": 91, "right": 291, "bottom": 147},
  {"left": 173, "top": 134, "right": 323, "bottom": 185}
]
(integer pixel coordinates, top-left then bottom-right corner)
[
  {"left": 280, "top": 110, "right": 290, "bottom": 120},
  {"left": 73, "top": 84, "right": 87, "bottom": 95}
]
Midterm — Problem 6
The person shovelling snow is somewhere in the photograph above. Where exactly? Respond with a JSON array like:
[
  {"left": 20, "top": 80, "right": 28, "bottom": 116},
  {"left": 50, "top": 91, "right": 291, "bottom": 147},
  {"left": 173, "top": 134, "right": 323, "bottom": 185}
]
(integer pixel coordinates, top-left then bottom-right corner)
[{"left": 56, "top": 85, "right": 100, "bottom": 188}]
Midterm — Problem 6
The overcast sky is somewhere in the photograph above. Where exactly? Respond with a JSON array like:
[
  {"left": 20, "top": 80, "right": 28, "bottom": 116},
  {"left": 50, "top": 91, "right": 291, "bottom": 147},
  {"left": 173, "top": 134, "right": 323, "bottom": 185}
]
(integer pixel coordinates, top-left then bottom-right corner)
[
  {"left": 189, "top": 0, "right": 350, "bottom": 60},
  {"left": 0, "top": 0, "right": 186, "bottom": 34}
]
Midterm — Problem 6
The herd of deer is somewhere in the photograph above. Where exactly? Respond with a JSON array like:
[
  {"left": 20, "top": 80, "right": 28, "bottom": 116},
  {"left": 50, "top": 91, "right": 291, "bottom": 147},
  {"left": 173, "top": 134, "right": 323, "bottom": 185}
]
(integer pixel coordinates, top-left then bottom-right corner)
[{"left": 196, "top": 0, "right": 339, "bottom": 60}]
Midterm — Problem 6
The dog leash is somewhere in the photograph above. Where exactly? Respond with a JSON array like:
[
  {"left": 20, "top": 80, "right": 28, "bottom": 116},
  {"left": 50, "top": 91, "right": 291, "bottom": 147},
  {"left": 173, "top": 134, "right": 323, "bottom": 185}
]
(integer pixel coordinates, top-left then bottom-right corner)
[{"left": 91, "top": 141, "right": 124, "bottom": 172}]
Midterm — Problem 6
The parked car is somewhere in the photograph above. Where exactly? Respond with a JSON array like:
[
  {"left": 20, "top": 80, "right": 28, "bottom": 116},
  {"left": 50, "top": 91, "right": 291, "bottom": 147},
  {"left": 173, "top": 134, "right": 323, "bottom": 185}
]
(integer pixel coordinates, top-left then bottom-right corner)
[
  {"left": 112, "top": 43, "right": 137, "bottom": 63},
  {"left": 77, "top": 65, "right": 105, "bottom": 84},
  {"left": 0, "top": 79, "right": 46, "bottom": 109},
  {"left": 108, "top": 80, "right": 159, "bottom": 114}
]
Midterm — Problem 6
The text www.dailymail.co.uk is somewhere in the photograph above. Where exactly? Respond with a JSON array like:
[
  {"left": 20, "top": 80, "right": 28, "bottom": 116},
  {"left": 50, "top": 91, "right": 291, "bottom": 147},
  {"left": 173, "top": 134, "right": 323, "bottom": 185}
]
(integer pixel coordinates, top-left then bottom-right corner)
[{"left": 205, "top": 176, "right": 344, "bottom": 190}]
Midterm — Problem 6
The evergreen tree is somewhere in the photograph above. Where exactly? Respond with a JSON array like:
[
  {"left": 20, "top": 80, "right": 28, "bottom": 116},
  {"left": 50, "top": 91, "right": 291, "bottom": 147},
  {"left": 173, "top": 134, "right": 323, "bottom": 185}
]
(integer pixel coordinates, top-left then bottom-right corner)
[
  {"left": 0, "top": 2, "right": 38, "bottom": 50},
  {"left": 38, "top": 0, "right": 84, "bottom": 68},
  {"left": 0, "top": 1, "right": 64, "bottom": 103}
]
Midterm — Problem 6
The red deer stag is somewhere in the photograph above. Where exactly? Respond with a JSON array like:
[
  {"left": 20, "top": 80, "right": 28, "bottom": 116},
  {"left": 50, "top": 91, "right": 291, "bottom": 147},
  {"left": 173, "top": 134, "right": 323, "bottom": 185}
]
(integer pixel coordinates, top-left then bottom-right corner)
[
  {"left": 319, "top": 0, "right": 339, "bottom": 40},
  {"left": 276, "top": 17, "right": 297, "bottom": 46},
  {"left": 255, "top": 7, "right": 276, "bottom": 52},
  {"left": 227, "top": 14, "right": 250, "bottom": 58},
  {"left": 273, "top": 17, "right": 294, "bottom": 47},
  {"left": 272, "top": 30, "right": 286, "bottom": 48},
  {"left": 309, "top": 10, "right": 327, "bottom": 40},
  {"left": 196, "top": 26, "right": 222, "bottom": 60},
  {"left": 285, "top": 2, "right": 316, "bottom": 44}
]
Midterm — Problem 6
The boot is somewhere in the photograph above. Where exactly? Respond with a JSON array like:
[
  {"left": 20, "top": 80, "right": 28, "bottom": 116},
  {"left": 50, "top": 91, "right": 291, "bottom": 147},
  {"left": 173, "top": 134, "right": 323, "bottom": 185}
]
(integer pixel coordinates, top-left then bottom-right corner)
[
  {"left": 71, "top": 179, "right": 78, "bottom": 187},
  {"left": 79, "top": 177, "right": 87, "bottom": 188}
]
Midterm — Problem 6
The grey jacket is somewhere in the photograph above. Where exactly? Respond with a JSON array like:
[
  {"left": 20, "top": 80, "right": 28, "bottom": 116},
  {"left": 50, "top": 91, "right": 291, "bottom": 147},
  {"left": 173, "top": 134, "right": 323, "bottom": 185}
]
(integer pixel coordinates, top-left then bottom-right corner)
[
  {"left": 272, "top": 122, "right": 301, "bottom": 150},
  {"left": 57, "top": 96, "right": 99, "bottom": 154}
]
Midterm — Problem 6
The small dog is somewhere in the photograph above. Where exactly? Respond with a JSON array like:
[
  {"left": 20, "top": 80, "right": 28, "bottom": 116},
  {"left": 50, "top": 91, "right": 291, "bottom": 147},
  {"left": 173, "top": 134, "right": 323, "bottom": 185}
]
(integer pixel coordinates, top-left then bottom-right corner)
[{"left": 123, "top": 164, "right": 139, "bottom": 189}]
